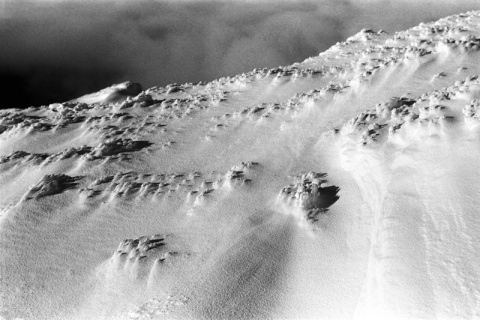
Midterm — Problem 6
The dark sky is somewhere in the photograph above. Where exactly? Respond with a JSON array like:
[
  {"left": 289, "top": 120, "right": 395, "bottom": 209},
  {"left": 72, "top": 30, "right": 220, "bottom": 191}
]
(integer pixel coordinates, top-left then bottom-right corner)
[{"left": 1, "top": 0, "right": 479, "bottom": 109}]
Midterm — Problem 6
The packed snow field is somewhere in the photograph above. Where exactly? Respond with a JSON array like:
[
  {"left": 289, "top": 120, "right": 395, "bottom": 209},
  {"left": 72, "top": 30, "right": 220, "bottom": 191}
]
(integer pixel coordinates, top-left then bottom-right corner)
[{"left": 1, "top": 10, "right": 480, "bottom": 320}]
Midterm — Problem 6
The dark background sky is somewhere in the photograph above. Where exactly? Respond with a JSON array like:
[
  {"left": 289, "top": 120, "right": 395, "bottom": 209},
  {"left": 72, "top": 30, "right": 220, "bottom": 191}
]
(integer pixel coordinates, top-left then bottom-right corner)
[{"left": 1, "top": 0, "right": 479, "bottom": 109}]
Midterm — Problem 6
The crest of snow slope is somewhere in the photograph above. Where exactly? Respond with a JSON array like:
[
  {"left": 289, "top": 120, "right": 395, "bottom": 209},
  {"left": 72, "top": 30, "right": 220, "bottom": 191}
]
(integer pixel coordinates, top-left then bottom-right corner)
[{"left": 1, "top": 10, "right": 480, "bottom": 320}]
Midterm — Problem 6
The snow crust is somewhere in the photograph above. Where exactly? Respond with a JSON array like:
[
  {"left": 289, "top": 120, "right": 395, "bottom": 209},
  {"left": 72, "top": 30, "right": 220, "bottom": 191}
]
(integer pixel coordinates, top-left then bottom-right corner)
[{"left": 1, "top": 10, "right": 480, "bottom": 320}]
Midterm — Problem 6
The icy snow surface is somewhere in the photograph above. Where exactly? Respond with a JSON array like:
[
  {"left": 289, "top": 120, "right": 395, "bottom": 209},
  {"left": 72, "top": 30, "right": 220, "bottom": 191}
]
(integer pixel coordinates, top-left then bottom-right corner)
[{"left": 2, "top": 11, "right": 480, "bottom": 320}]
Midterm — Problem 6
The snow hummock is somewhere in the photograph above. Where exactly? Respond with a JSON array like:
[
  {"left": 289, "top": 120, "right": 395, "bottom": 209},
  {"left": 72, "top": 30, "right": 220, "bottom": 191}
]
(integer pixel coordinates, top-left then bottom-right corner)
[
  {"left": 71, "top": 81, "right": 143, "bottom": 105},
  {"left": 2, "top": 10, "right": 480, "bottom": 320}
]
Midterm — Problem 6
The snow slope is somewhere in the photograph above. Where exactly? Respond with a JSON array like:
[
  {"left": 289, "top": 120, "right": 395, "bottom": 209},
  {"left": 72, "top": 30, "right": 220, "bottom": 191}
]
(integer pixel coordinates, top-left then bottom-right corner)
[{"left": 1, "top": 10, "right": 480, "bottom": 320}]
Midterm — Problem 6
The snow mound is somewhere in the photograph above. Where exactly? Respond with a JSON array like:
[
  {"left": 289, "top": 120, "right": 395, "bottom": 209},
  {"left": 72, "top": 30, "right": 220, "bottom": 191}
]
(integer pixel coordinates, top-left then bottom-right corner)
[{"left": 72, "top": 81, "right": 143, "bottom": 104}]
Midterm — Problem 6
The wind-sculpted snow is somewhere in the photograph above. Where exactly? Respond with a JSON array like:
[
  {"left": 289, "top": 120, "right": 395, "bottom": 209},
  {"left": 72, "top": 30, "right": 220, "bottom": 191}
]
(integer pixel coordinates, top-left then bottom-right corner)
[
  {"left": 2, "top": 10, "right": 480, "bottom": 320},
  {"left": 279, "top": 172, "right": 339, "bottom": 227},
  {"left": 463, "top": 98, "right": 480, "bottom": 121},
  {"left": 0, "top": 138, "right": 154, "bottom": 166},
  {"left": 23, "top": 174, "right": 83, "bottom": 200},
  {"left": 340, "top": 74, "right": 480, "bottom": 149},
  {"left": 110, "top": 234, "right": 188, "bottom": 282},
  {"left": 0, "top": 146, "right": 92, "bottom": 168},
  {"left": 87, "top": 138, "right": 153, "bottom": 159},
  {"left": 80, "top": 161, "right": 256, "bottom": 204},
  {"left": 0, "top": 150, "right": 49, "bottom": 165}
]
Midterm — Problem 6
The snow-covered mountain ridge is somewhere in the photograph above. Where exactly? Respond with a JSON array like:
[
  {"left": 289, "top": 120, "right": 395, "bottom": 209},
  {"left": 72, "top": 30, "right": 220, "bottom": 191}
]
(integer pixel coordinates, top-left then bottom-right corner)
[{"left": 1, "top": 10, "right": 480, "bottom": 320}]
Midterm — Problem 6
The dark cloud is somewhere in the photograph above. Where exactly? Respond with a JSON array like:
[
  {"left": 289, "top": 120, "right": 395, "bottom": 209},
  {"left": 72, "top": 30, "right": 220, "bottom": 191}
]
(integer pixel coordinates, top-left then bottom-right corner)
[{"left": 0, "top": 0, "right": 479, "bottom": 109}]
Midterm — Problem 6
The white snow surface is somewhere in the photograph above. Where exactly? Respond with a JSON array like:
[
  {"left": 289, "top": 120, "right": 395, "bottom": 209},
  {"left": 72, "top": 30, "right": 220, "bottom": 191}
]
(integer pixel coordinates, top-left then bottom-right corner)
[{"left": 2, "top": 11, "right": 480, "bottom": 320}]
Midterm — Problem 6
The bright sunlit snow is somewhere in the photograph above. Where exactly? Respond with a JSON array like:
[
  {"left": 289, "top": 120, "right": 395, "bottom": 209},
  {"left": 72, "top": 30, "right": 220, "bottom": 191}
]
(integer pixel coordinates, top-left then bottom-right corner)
[{"left": 1, "top": 10, "right": 480, "bottom": 320}]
